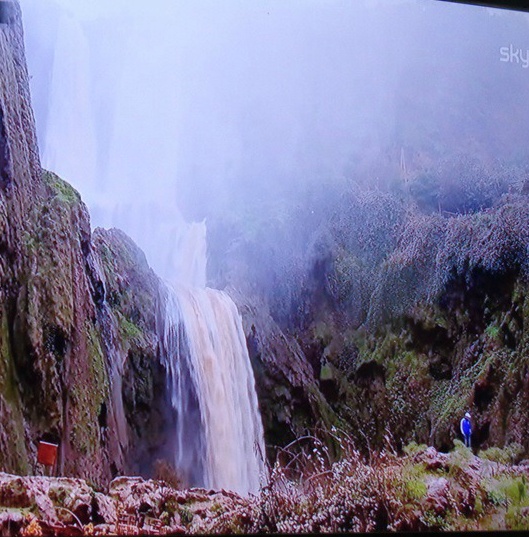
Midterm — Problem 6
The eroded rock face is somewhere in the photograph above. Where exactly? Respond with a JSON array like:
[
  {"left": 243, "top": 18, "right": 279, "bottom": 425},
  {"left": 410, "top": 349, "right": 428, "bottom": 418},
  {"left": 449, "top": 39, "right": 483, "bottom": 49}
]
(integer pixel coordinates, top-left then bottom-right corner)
[
  {"left": 227, "top": 287, "right": 337, "bottom": 456},
  {"left": 0, "top": 472, "right": 94, "bottom": 525},
  {"left": 0, "top": 0, "right": 45, "bottom": 476},
  {"left": 0, "top": 2, "right": 172, "bottom": 486}
]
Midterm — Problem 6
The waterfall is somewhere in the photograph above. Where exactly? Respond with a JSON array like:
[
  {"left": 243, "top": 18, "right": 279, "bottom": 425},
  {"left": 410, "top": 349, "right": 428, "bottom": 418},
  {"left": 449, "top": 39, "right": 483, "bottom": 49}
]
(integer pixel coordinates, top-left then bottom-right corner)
[
  {"left": 21, "top": 0, "right": 268, "bottom": 495},
  {"left": 156, "top": 280, "right": 267, "bottom": 496},
  {"left": 149, "top": 219, "right": 267, "bottom": 496}
]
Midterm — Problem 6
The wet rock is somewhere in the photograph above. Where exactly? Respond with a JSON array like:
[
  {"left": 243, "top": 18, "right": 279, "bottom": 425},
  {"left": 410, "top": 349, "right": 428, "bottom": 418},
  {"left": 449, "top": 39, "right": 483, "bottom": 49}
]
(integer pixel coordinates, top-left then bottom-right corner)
[
  {"left": 47, "top": 477, "right": 94, "bottom": 524},
  {"left": 424, "top": 477, "right": 451, "bottom": 515},
  {"left": 93, "top": 522, "right": 114, "bottom": 535},
  {"left": 228, "top": 287, "right": 337, "bottom": 449},
  {"left": 414, "top": 446, "right": 450, "bottom": 472},
  {"left": 109, "top": 476, "right": 164, "bottom": 516},
  {"left": 93, "top": 492, "right": 117, "bottom": 525},
  {"left": 0, "top": 474, "right": 32, "bottom": 508}
]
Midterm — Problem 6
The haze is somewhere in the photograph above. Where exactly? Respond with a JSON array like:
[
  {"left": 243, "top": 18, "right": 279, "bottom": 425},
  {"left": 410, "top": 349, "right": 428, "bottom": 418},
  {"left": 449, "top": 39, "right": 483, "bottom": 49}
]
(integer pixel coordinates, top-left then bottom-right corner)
[{"left": 19, "top": 0, "right": 529, "bottom": 284}]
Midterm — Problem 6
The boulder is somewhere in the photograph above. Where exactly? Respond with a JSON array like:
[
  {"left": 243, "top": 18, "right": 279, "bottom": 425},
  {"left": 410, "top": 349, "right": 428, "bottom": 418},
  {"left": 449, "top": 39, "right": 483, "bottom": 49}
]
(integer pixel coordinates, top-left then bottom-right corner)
[
  {"left": 93, "top": 492, "right": 117, "bottom": 525},
  {"left": 415, "top": 447, "right": 450, "bottom": 472},
  {"left": 109, "top": 476, "right": 164, "bottom": 516},
  {"left": 0, "top": 474, "right": 33, "bottom": 508},
  {"left": 424, "top": 477, "right": 451, "bottom": 516}
]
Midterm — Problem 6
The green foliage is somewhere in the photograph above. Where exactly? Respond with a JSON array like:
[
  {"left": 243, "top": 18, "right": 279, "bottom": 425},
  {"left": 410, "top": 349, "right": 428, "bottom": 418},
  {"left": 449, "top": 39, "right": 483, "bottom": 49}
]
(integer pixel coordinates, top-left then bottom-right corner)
[
  {"left": 499, "top": 476, "right": 528, "bottom": 506},
  {"left": 326, "top": 247, "right": 364, "bottom": 309},
  {"left": 368, "top": 196, "right": 529, "bottom": 326},
  {"left": 404, "top": 476, "right": 428, "bottom": 501},
  {"left": 189, "top": 432, "right": 529, "bottom": 534},
  {"left": 419, "top": 509, "right": 451, "bottom": 530},
  {"left": 484, "top": 324, "right": 502, "bottom": 348},
  {"left": 402, "top": 441, "right": 428, "bottom": 457},
  {"left": 484, "top": 475, "right": 529, "bottom": 512},
  {"left": 179, "top": 506, "right": 193, "bottom": 526},
  {"left": 42, "top": 170, "right": 81, "bottom": 205},
  {"left": 446, "top": 440, "right": 473, "bottom": 479},
  {"left": 409, "top": 156, "right": 510, "bottom": 216},
  {"left": 118, "top": 315, "right": 142, "bottom": 343},
  {"left": 505, "top": 508, "right": 529, "bottom": 530},
  {"left": 319, "top": 362, "right": 333, "bottom": 381},
  {"left": 479, "top": 443, "right": 525, "bottom": 465}
]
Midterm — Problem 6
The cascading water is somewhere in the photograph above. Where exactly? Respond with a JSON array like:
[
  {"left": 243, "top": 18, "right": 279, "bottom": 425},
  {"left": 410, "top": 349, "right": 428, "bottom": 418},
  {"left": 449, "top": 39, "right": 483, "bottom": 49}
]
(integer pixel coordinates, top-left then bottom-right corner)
[
  {"left": 21, "top": 0, "right": 268, "bottom": 495},
  {"left": 155, "top": 222, "right": 267, "bottom": 496},
  {"left": 157, "top": 283, "right": 267, "bottom": 495}
]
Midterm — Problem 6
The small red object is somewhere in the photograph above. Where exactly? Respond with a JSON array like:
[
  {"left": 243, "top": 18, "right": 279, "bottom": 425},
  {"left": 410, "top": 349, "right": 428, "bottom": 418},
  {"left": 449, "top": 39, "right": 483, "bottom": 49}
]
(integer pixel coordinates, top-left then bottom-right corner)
[{"left": 37, "top": 441, "right": 58, "bottom": 466}]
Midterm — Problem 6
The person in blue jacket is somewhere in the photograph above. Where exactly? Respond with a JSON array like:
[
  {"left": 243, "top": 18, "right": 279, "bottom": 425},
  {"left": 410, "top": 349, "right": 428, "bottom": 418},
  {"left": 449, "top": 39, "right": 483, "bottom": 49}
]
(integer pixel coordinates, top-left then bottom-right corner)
[{"left": 460, "top": 412, "right": 472, "bottom": 448}]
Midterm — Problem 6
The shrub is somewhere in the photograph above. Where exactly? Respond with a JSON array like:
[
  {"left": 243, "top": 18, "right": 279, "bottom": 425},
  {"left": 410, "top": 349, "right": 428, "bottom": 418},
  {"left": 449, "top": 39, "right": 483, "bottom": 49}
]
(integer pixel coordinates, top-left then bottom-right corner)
[
  {"left": 479, "top": 443, "right": 525, "bottom": 465},
  {"left": 368, "top": 195, "right": 529, "bottom": 327},
  {"left": 402, "top": 441, "right": 428, "bottom": 457},
  {"left": 480, "top": 446, "right": 510, "bottom": 464},
  {"left": 153, "top": 459, "right": 182, "bottom": 490}
]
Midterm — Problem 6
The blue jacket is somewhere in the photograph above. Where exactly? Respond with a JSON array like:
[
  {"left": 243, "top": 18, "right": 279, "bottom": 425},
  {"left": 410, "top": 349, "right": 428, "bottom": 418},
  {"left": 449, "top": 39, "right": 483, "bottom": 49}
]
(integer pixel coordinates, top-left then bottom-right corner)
[{"left": 460, "top": 417, "right": 472, "bottom": 436}]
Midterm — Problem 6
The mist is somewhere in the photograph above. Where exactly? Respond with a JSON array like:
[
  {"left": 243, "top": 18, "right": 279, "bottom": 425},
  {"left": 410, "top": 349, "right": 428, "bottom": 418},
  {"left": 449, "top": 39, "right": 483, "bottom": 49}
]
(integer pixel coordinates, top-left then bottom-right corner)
[{"left": 19, "top": 0, "right": 529, "bottom": 287}]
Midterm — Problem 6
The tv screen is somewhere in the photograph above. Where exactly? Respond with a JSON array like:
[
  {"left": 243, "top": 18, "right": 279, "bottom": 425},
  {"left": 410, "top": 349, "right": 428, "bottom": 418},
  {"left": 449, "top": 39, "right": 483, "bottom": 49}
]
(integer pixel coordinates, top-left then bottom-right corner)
[{"left": 0, "top": 0, "right": 528, "bottom": 533}]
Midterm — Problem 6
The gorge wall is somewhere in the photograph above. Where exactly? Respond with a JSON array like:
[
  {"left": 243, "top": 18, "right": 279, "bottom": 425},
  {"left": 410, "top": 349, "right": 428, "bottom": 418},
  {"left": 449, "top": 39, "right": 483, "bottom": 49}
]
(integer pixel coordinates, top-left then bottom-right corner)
[
  {"left": 0, "top": 3, "right": 173, "bottom": 486},
  {"left": 0, "top": 1, "right": 328, "bottom": 487}
]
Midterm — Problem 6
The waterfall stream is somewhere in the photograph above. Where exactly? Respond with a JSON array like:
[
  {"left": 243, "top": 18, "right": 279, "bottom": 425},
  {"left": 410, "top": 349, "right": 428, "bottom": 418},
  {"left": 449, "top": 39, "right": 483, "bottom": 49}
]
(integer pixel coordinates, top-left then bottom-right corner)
[
  {"left": 20, "top": 0, "right": 268, "bottom": 495},
  {"left": 156, "top": 282, "right": 267, "bottom": 495}
]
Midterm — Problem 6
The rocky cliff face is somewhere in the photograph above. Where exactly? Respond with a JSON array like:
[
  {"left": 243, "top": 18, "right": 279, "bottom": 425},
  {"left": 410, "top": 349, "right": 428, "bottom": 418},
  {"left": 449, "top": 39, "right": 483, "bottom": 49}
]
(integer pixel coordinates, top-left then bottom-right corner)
[
  {"left": 0, "top": 1, "right": 333, "bottom": 486},
  {"left": 228, "top": 287, "right": 338, "bottom": 458},
  {"left": 0, "top": 0, "right": 50, "bottom": 475},
  {"left": 0, "top": 2, "right": 175, "bottom": 486}
]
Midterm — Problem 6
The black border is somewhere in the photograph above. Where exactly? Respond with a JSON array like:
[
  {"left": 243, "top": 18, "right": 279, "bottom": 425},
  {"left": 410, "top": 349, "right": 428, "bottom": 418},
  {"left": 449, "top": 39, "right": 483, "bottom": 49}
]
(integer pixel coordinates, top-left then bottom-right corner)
[{"left": 437, "top": 0, "right": 529, "bottom": 12}]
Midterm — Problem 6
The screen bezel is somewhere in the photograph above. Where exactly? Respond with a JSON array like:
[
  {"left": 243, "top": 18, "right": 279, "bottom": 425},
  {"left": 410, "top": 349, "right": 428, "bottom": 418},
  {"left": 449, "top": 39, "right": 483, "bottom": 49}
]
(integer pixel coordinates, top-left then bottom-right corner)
[{"left": 438, "top": 0, "right": 529, "bottom": 12}]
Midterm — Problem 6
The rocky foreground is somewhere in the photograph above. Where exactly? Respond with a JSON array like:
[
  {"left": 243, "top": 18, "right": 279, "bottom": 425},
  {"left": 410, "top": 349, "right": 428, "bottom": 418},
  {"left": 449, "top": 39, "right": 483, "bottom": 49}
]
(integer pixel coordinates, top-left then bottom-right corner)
[{"left": 1, "top": 442, "right": 529, "bottom": 535}]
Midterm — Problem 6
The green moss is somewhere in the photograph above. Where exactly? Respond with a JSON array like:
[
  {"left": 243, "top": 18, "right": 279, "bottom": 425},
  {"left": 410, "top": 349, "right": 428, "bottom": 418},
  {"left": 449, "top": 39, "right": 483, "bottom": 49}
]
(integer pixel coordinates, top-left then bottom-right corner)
[
  {"left": 474, "top": 493, "right": 484, "bottom": 516},
  {"left": 42, "top": 170, "right": 81, "bottom": 205},
  {"left": 419, "top": 509, "right": 452, "bottom": 530},
  {"left": 500, "top": 476, "right": 528, "bottom": 506},
  {"left": 0, "top": 310, "right": 17, "bottom": 403},
  {"left": 482, "top": 475, "right": 529, "bottom": 513},
  {"left": 479, "top": 444, "right": 524, "bottom": 465},
  {"left": 319, "top": 362, "right": 333, "bottom": 381},
  {"left": 480, "top": 447, "right": 510, "bottom": 464},
  {"left": 485, "top": 324, "right": 500, "bottom": 341},
  {"left": 119, "top": 315, "right": 143, "bottom": 342},
  {"left": 0, "top": 310, "right": 30, "bottom": 474},
  {"left": 405, "top": 476, "right": 428, "bottom": 501},
  {"left": 402, "top": 441, "right": 428, "bottom": 457},
  {"left": 179, "top": 505, "right": 193, "bottom": 526},
  {"left": 69, "top": 323, "right": 109, "bottom": 456}
]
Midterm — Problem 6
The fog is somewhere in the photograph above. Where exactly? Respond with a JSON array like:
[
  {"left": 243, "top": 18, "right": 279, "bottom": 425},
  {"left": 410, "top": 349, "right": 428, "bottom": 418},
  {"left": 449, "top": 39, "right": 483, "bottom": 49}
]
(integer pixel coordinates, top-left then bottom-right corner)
[{"left": 19, "top": 0, "right": 529, "bottom": 286}]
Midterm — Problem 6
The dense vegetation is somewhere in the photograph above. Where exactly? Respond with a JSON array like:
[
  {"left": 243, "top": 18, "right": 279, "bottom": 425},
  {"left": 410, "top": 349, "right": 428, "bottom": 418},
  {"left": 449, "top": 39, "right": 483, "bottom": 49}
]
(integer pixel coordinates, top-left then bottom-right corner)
[{"left": 207, "top": 152, "right": 529, "bottom": 457}]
